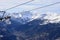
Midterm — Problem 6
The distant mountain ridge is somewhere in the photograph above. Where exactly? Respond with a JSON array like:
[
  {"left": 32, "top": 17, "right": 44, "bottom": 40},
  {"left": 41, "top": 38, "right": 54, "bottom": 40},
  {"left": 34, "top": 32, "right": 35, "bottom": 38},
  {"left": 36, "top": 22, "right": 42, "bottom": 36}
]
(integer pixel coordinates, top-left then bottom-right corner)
[
  {"left": 0, "top": 11, "right": 60, "bottom": 40},
  {"left": 10, "top": 11, "right": 60, "bottom": 25}
]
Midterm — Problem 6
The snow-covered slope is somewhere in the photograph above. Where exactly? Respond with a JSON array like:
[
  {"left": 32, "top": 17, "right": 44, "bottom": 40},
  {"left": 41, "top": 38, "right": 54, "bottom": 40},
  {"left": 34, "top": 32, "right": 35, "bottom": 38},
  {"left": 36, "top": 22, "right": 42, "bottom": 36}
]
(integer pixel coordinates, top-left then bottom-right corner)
[
  {"left": 6, "top": 11, "right": 60, "bottom": 25},
  {"left": 40, "top": 12, "right": 60, "bottom": 25},
  {"left": 9, "top": 11, "right": 40, "bottom": 24}
]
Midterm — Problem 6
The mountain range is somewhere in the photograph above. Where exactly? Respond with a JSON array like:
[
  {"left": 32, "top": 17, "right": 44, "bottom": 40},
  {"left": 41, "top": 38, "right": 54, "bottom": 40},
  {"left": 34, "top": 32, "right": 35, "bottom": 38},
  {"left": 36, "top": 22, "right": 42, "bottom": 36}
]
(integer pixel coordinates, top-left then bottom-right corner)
[{"left": 0, "top": 11, "right": 60, "bottom": 40}]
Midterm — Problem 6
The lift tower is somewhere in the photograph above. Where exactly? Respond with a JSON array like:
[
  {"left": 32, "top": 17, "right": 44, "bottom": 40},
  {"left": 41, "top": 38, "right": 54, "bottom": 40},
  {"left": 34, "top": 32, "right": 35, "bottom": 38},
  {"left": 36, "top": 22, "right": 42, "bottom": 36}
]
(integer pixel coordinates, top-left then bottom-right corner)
[{"left": 0, "top": 11, "right": 11, "bottom": 21}]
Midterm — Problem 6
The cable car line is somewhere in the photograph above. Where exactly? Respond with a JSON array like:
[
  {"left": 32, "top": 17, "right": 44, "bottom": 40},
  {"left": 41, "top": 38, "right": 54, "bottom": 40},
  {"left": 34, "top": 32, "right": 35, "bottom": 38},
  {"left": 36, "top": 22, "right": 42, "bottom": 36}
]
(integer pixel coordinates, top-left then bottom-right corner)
[
  {"left": 1, "top": 1, "right": 60, "bottom": 22},
  {"left": 4, "top": 0, "right": 34, "bottom": 11},
  {"left": 2, "top": 0, "right": 34, "bottom": 18},
  {"left": 0, "top": 0, "right": 34, "bottom": 21},
  {"left": 27, "top": 2, "right": 60, "bottom": 11}
]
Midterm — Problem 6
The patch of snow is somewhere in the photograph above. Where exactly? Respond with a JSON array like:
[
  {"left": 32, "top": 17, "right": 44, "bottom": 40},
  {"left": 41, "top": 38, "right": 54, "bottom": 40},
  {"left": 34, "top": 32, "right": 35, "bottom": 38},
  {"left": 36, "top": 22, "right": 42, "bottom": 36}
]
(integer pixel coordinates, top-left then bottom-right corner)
[
  {"left": 6, "top": 11, "right": 60, "bottom": 24},
  {"left": 40, "top": 12, "right": 60, "bottom": 25}
]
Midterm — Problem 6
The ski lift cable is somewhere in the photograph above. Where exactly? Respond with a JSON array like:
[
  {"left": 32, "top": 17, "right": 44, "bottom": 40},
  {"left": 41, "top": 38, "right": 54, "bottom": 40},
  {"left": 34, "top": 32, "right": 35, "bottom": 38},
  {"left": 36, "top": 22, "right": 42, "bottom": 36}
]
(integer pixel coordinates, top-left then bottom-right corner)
[
  {"left": 4, "top": 0, "right": 34, "bottom": 11},
  {"left": 2, "top": 1, "right": 60, "bottom": 18},
  {"left": 2, "top": 0, "right": 34, "bottom": 17},
  {"left": 27, "top": 2, "right": 60, "bottom": 11}
]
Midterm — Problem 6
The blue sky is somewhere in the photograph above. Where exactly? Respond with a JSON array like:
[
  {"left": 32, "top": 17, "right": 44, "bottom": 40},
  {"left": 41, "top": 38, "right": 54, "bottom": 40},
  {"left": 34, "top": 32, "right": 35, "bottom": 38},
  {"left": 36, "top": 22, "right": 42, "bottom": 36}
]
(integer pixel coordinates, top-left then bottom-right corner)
[{"left": 0, "top": 0, "right": 60, "bottom": 13}]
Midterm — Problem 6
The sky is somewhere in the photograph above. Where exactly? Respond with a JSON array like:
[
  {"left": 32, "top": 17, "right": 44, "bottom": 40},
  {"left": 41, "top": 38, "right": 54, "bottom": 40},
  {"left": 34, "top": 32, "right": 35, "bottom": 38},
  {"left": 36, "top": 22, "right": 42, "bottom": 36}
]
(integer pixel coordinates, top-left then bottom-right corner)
[{"left": 0, "top": 0, "right": 60, "bottom": 13}]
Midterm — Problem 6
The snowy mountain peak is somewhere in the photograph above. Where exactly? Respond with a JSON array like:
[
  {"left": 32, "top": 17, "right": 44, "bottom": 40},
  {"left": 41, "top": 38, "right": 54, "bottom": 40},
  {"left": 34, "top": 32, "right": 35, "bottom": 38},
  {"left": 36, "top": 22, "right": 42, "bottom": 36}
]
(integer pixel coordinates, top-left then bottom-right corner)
[
  {"left": 40, "top": 12, "right": 60, "bottom": 25},
  {"left": 6, "top": 11, "right": 60, "bottom": 24}
]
